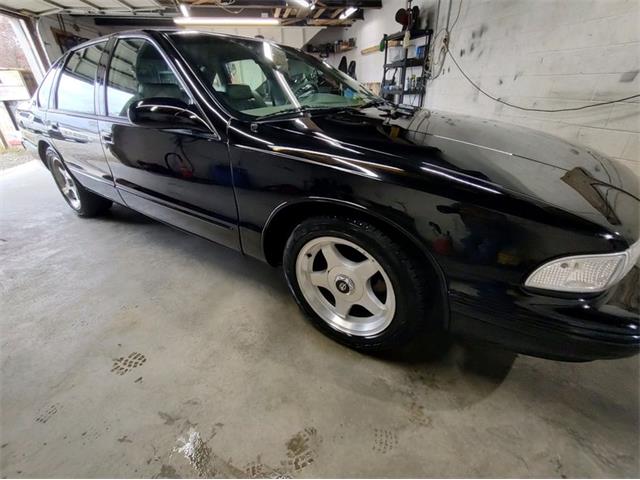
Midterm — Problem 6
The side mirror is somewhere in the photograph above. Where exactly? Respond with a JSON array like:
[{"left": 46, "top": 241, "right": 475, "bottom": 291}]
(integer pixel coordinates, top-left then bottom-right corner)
[{"left": 127, "top": 97, "right": 210, "bottom": 132}]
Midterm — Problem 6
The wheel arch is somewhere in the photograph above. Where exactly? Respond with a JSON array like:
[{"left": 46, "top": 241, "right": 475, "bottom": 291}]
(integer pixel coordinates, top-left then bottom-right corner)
[
  {"left": 261, "top": 198, "right": 450, "bottom": 328},
  {"left": 37, "top": 140, "right": 55, "bottom": 169}
]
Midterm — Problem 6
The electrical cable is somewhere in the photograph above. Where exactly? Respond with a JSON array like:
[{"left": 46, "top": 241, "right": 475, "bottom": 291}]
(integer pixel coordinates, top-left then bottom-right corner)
[
  {"left": 445, "top": 46, "right": 640, "bottom": 112},
  {"left": 428, "top": 0, "right": 640, "bottom": 112},
  {"left": 429, "top": 0, "right": 463, "bottom": 80}
]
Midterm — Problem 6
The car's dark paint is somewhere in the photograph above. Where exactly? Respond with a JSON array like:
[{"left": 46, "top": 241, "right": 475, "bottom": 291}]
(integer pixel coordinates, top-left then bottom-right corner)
[{"left": 19, "top": 29, "right": 639, "bottom": 361}]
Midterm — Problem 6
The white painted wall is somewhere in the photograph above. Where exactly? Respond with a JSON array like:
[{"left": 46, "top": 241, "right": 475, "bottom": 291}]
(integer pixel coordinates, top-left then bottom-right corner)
[
  {"left": 313, "top": 0, "right": 434, "bottom": 83},
  {"left": 323, "top": 0, "right": 640, "bottom": 173},
  {"left": 36, "top": 15, "right": 115, "bottom": 62}
]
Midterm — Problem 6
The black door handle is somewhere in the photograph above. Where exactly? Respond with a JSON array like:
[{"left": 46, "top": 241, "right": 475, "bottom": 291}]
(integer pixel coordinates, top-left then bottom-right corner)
[{"left": 101, "top": 133, "right": 114, "bottom": 145}]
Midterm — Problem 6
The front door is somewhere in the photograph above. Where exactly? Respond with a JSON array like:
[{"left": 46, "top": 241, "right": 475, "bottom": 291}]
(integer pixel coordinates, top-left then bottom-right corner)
[{"left": 98, "top": 37, "right": 238, "bottom": 250}]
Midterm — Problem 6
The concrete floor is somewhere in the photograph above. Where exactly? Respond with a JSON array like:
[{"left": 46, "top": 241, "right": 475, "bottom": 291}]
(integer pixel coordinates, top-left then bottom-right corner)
[{"left": 1, "top": 160, "right": 639, "bottom": 478}]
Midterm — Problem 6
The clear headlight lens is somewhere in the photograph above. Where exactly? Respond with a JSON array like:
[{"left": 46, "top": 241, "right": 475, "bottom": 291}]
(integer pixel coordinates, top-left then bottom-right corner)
[{"left": 525, "top": 241, "right": 640, "bottom": 293}]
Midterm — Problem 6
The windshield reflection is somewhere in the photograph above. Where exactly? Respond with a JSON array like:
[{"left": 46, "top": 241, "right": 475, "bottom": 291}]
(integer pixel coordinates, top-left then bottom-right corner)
[{"left": 170, "top": 32, "right": 380, "bottom": 119}]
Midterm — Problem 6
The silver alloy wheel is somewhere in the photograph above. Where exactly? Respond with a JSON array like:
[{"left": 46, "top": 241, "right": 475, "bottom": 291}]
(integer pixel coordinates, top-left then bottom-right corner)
[
  {"left": 295, "top": 236, "right": 396, "bottom": 336},
  {"left": 51, "top": 158, "right": 81, "bottom": 210}
]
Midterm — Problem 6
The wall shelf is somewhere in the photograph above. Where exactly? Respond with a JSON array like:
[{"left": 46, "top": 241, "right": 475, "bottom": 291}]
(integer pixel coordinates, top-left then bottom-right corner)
[{"left": 381, "top": 28, "right": 433, "bottom": 106}]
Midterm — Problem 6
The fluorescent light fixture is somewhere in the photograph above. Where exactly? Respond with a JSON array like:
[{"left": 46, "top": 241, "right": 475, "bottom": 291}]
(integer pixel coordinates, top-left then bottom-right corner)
[
  {"left": 291, "top": 0, "right": 312, "bottom": 8},
  {"left": 339, "top": 6, "right": 357, "bottom": 19},
  {"left": 174, "top": 16, "right": 280, "bottom": 26},
  {"left": 178, "top": 3, "right": 189, "bottom": 17}
]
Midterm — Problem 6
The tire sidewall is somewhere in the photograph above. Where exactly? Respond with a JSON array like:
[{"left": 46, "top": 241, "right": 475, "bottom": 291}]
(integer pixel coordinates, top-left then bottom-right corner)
[{"left": 283, "top": 217, "right": 423, "bottom": 350}]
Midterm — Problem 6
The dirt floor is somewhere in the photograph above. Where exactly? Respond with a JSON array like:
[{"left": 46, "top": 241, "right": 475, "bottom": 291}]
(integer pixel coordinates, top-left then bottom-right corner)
[{"left": 0, "top": 148, "right": 36, "bottom": 171}]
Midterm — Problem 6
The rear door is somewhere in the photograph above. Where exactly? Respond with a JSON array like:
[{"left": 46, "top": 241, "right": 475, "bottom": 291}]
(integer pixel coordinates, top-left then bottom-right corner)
[
  {"left": 18, "top": 62, "right": 58, "bottom": 149},
  {"left": 47, "top": 40, "right": 119, "bottom": 202},
  {"left": 97, "top": 36, "right": 238, "bottom": 249}
]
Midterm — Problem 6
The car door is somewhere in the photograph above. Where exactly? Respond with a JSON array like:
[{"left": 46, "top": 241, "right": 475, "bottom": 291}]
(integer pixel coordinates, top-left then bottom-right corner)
[
  {"left": 46, "top": 40, "right": 119, "bottom": 202},
  {"left": 98, "top": 36, "right": 238, "bottom": 250},
  {"left": 17, "top": 62, "right": 58, "bottom": 150}
]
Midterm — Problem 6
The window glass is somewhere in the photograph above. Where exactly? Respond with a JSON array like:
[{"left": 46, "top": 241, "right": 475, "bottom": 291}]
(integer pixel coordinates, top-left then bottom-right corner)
[
  {"left": 224, "top": 59, "right": 266, "bottom": 91},
  {"left": 106, "top": 38, "right": 189, "bottom": 117},
  {"left": 37, "top": 67, "right": 56, "bottom": 108},
  {"left": 170, "top": 33, "right": 378, "bottom": 118},
  {"left": 57, "top": 42, "right": 106, "bottom": 113}
]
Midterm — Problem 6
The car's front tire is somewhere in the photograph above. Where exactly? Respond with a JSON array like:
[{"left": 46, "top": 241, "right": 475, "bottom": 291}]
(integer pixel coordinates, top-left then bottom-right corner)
[
  {"left": 283, "top": 215, "right": 432, "bottom": 351},
  {"left": 46, "top": 147, "right": 112, "bottom": 217}
]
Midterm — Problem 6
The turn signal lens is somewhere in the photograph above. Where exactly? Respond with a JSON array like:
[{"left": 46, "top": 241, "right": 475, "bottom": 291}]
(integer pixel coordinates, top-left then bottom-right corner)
[{"left": 525, "top": 254, "right": 626, "bottom": 293}]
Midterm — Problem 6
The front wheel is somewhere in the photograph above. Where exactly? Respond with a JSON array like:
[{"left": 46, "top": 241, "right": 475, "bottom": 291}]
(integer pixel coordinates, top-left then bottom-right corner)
[
  {"left": 283, "top": 216, "right": 432, "bottom": 351},
  {"left": 46, "top": 147, "right": 112, "bottom": 217}
]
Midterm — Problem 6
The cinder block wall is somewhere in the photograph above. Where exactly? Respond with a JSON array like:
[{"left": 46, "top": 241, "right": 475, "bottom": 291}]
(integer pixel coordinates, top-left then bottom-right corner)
[{"left": 424, "top": 0, "right": 640, "bottom": 173}]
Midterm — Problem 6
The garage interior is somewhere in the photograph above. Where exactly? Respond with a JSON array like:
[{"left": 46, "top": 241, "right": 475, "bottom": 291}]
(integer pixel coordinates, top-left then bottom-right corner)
[{"left": 0, "top": 0, "right": 639, "bottom": 478}]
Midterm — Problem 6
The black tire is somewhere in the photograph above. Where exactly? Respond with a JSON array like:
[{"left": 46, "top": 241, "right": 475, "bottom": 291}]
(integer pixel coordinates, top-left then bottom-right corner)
[
  {"left": 46, "top": 147, "right": 112, "bottom": 217},
  {"left": 283, "top": 215, "right": 434, "bottom": 351}
]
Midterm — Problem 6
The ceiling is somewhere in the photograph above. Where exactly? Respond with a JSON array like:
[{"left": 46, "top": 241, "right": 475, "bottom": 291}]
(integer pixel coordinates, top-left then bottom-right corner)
[{"left": 0, "top": 0, "right": 381, "bottom": 26}]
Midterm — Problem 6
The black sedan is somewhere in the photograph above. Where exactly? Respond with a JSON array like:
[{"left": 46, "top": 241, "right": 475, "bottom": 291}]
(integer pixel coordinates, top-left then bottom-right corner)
[{"left": 18, "top": 29, "right": 639, "bottom": 361}]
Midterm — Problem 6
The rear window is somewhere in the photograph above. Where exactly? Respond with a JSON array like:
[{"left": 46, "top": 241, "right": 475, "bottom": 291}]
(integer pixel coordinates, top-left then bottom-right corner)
[{"left": 56, "top": 42, "right": 107, "bottom": 114}]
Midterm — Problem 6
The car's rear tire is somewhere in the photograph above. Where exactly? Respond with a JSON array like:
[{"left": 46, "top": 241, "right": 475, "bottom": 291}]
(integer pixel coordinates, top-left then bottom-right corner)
[
  {"left": 46, "top": 147, "right": 112, "bottom": 217},
  {"left": 283, "top": 215, "right": 433, "bottom": 351}
]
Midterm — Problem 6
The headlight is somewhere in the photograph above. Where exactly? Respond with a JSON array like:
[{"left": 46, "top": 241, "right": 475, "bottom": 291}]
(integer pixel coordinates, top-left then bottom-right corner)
[{"left": 525, "top": 241, "right": 640, "bottom": 293}]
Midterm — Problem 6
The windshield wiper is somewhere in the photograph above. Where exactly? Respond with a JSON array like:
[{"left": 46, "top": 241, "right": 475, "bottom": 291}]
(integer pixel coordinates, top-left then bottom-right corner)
[
  {"left": 256, "top": 99, "right": 389, "bottom": 121},
  {"left": 256, "top": 105, "right": 345, "bottom": 121},
  {"left": 256, "top": 107, "right": 304, "bottom": 120}
]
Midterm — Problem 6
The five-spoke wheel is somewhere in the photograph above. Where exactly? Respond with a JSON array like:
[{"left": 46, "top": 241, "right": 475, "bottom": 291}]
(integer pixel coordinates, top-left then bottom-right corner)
[
  {"left": 295, "top": 236, "right": 396, "bottom": 336},
  {"left": 51, "top": 156, "right": 81, "bottom": 210},
  {"left": 45, "top": 147, "right": 112, "bottom": 217},
  {"left": 284, "top": 215, "right": 432, "bottom": 351}
]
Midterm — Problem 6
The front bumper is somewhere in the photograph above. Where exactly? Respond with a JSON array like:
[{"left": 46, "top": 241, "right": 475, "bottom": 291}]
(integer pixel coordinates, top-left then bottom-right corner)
[{"left": 449, "top": 266, "right": 639, "bottom": 361}]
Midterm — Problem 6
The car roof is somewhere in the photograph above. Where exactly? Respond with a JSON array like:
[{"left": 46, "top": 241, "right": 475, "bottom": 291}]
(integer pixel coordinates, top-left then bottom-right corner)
[{"left": 66, "top": 28, "right": 277, "bottom": 54}]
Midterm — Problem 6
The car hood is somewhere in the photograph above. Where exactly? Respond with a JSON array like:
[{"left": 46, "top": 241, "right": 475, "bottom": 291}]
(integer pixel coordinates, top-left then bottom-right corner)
[{"left": 261, "top": 106, "right": 639, "bottom": 244}]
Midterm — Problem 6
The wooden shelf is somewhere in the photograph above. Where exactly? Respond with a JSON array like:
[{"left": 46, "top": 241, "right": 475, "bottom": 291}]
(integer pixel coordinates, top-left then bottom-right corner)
[{"left": 385, "top": 29, "right": 431, "bottom": 42}]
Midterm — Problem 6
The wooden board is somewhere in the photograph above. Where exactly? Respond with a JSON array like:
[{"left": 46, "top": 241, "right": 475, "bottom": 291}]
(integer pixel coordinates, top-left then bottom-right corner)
[{"left": 361, "top": 40, "right": 400, "bottom": 55}]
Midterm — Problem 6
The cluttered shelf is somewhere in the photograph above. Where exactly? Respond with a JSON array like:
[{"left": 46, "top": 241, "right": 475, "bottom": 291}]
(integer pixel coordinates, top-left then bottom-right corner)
[
  {"left": 384, "top": 57, "right": 425, "bottom": 69},
  {"left": 380, "top": 0, "right": 434, "bottom": 106},
  {"left": 306, "top": 38, "right": 356, "bottom": 57}
]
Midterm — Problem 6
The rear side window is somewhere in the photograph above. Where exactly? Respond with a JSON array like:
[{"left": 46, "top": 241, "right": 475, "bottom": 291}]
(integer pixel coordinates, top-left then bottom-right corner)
[
  {"left": 37, "top": 67, "right": 57, "bottom": 108},
  {"left": 56, "top": 42, "right": 107, "bottom": 114},
  {"left": 106, "top": 38, "right": 189, "bottom": 117}
]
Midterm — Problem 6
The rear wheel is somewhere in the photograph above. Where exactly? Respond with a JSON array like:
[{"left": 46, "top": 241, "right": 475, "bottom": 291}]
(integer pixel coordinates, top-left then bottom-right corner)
[
  {"left": 46, "top": 147, "right": 112, "bottom": 217},
  {"left": 283, "top": 215, "right": 433, "bottom": 351}
]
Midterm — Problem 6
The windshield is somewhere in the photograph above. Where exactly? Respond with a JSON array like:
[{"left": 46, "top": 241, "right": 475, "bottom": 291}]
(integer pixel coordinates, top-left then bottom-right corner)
[{"left": 169, "top": 32, "right": 380, "bottom": 119}]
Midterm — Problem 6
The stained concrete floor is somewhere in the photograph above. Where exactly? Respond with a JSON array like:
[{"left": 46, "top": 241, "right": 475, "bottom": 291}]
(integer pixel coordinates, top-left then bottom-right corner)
[{"left": 1, "top": 160, "right": 639, "bottom": 478}]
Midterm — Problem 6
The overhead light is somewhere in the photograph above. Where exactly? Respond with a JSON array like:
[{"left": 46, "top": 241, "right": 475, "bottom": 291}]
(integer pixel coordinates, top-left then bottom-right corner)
[
  {"left": 174, "top": 16, "right": 280, "bottom": 26},
  {"left": 339, "top": 6, "right": 357, "bottom": 19},
  {"left": 178, "top": 3, "right": 189, "bottom": 17},
  {"left": 291, "top": 0, "right": 312, "bottom": 8}
]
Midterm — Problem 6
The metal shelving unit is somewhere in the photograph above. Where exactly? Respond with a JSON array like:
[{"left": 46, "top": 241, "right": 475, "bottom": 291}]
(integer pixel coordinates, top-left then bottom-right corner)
[{"left": 381, "top": 28, "right": 433, "bottom": 106}]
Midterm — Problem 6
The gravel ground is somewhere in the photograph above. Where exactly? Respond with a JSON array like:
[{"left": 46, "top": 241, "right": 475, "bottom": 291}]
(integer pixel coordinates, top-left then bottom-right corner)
[{"left": 0, "top": 148, "right": 38, "bottom": 171}]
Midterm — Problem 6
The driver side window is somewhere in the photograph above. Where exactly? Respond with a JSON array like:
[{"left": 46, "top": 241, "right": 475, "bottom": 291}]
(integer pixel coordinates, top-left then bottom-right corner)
[{"left": 106, "top": 38, "right": 190, "bottom": 117}]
